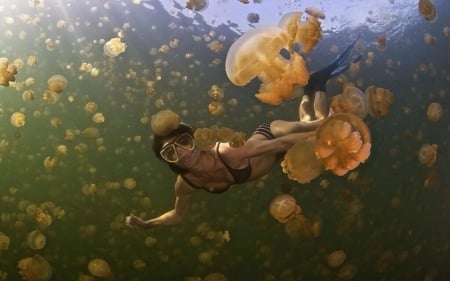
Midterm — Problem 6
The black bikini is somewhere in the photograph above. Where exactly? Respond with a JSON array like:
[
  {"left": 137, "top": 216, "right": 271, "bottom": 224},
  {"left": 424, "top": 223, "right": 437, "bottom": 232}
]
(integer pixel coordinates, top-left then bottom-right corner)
[{"left": 180, "top": 142, "right": 252, "bottom": 193}]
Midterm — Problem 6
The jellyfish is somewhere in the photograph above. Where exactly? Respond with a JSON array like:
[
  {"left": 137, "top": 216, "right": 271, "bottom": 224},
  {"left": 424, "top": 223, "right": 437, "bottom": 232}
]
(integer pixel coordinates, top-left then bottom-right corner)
[
  {"left": 185, "top": 0, "right": 208, "bottom": 11},
  {"left": 418, "top": 143, "right": 437, "bottom": 167},
  {"left": 203, "top": 273, "right": 228, "bottom": 281},
  {"left": 208, "top": 85, "right": 224, "bottom": 100},
  {"left": 269, "top": 194, "right": 301, "bottom": 223},
  {"left": 225, "top": 13, "right": 312, "bottom": 105},
  {"left": 247, "top": 12, "right": 260, "bottom": 24},
  {"left": 123, "top": 177, "right": 137, "bottom": 190},
  {"left": 208, "top": 101, "right": 225, "bottom": 116},
  {"left": 92, "top": 112, "right": 105, "bottom": 124},
  {"left": 418, "top": 0, "right": 437, "bottom": 22},
  {"left": 426, "top": 102, "right": 443, "bottom": 122},
  {"left": 103, "top": 37, "right": 126, "bottom": 57},
  {"left": 47, "top": 75, "right": 67, "bottom": 93},
  {"left": 304, "top": 7, "right": 326, "bottom": 19},
  {"left": 17, "top": 254, "right": 52, "bottom": 281},
  {"left": 327, "top": 250, "right": 347, "bottom": 268},
  {"left": 375, "top": 34, "right": 387, "bottom": 50},
  {"left": 10, "top": 112, "right": 26, "bottom": 127},
  {"left": 150, "top": 110, "right": 180, "bottom": 136},
  {"left": 84, "top": 101, "right": 98, "bottom": 113},
  {"left": 331, "top": 86, "right": 369, "bottom": 119},
  {"left": 315, "top": 113, "right": 371, "bottom": 176},
  {"left": 87, "top": 258, "right": 111, "bottom": 278},
  {"left": 26, "top": 230, "right": 46, "bottom": 250},
  {"left": 0, "top": 57, "right": 18, "bottom": 87},
  {"left": 82, "top": 127, "right": 99, "bottom": 139},
  {"left": 0, "top": 232, "right": 10, "bottom": 250},
  {"left": 281, "top": 140, "right": 324, "bottom": 184},
  {"left": 365, "top": 85, "right": 394, "bottom": 118}
]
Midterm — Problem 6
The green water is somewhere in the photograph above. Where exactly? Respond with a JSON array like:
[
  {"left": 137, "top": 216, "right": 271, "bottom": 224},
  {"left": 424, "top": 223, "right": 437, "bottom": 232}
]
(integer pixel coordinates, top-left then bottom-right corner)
[{"left": 0, "top": 0, "right": 449, "bottom": 280}]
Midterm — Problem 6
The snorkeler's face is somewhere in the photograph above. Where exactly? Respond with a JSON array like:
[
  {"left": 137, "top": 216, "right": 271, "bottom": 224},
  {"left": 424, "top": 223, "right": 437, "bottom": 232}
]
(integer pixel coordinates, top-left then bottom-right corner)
[{"left": 160, "top": 133, "right": 195, "bottom": 163}]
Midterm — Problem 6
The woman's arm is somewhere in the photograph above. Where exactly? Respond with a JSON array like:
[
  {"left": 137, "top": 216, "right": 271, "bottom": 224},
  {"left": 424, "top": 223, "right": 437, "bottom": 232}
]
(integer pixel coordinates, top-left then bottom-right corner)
[
  {"left": 225, "top": 131, "right": 316, "bottom": 160},
  {"left": 125, "top": 176, "right": 194, "bottom": 229}
]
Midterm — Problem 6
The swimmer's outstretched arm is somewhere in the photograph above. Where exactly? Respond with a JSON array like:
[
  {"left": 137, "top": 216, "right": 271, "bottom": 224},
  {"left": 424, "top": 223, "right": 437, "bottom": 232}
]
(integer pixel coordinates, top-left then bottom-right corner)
[{"left": 126, "top": 176, "right": 193, "bottom": 229}]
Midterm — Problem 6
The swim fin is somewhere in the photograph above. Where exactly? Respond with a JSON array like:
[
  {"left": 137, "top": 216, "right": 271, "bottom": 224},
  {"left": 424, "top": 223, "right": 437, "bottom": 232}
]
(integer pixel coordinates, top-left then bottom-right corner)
[{"left": 303, "top": 36, "right": 361, "bottom": 96}]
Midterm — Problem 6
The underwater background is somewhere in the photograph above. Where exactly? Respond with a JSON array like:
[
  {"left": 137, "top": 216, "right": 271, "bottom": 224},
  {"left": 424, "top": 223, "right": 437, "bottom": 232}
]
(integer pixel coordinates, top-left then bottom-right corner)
[{"left": 0, "top": 0, "right": 449, "bottom": 280}]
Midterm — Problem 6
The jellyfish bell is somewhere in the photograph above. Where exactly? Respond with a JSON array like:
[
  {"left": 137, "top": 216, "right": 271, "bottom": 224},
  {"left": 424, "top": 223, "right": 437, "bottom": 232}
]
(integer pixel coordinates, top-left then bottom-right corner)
[
  {"left": 225, "top": 25, "right": 310, "bottom": 105},
  {"left": 418, "top": 0, "right": 437, "bottom": 22},
  {"left": 269, "top": 194, "right": 301, "bottom": 223},
  {"left": 365, "top": 85, "right": 394, "bottom": 118},
  {"left": 17, "top": 254, "right": 52, "bottom": 281},
  {"left": 281, "top": 140, "right": 323, "bottom": 184},
  {"left": 150, "top": 110, "right": 180, "bottom": 136},
  {"left": 327, "top": 250, "right": 347, "bottom": 268},
  {"left": 26, "top": 230, "right": 46, "bottom": 250},
  {"left": 88, "top": 258, "right": 111, "bottom": 278},
  {"left": 10, "top": 112, "right": 26, "bottom": 127},
  {"left": 185, "top": 0, "right": 209, "bottom": 12},
  {"left": 315, "top": 113, "right": 371, "bottom": 176},
  {"left": 208, "top": 101, "right": 225, "bottom": 116},
  {"left": 0, "top": 232, "right": 10, "bottom": 250},
  {"left": 247, "top": 12, "right": 260, "bottom": 24},
  {"left": 103, "top": 37, "right": 127, "bottom": 57},
  {"left": 47, "top": 74, "right": 67, "bottom": 93},
  {"left": 426, "top": 102, "right": 442, "bottom": 122},
  {"left": 0, "top": 57, "right": 18, "bottom": 87},
  {"left": 331, "top": 86, "right": 369, "bottom": 119},
  {"left": 418, "top": 143, "right": 438, "bottom": 167}
]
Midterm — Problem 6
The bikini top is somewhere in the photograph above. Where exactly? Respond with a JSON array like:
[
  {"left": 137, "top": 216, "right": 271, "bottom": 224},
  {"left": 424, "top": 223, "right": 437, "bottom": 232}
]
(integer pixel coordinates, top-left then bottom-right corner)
[{"left": 180, "top": 142, "right": 252, "bottom": 194}]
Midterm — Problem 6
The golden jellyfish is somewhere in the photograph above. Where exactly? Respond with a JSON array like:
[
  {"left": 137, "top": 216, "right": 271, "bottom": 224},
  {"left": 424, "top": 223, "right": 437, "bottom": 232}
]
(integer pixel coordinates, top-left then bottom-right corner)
[
  {"left": 42, "top": 90, "right": 60, "bottom": 104},
  {"left": 22, "top": 90, "right": 35, "bottom": 101},
  {"left": 365, "top": 85, "right": 394, "bottom": 118},
  {"left": 444, "top": 27, "right": 450, "bottom": 37},
  {"left": 418, "top": 0, "right": 437, "bottom": 22},
  {"left": 208, "top": 84, "right": 224, "bottom": 100},
  {"left": 375, "top": 34, "right": 387, "bottom": 50},
  {"left": 204, "top": 273, "right": 228, "bottom": 281},
  {"left": 103, "top": 37, "right": 126, "bottom": 57},
  {"left": 26, "top": 230, "right": 46, "bottom": 250},
  {"left": 304, "top": 7, "right": 326, "bottom": 20},
  {"left": 10, "top": 112, "right": 26, "bottom": 127},
  {"left": 55, "top": 144, "right": 68, "bottom": 157},
  {"left": 293, "top": 15, "right": 322, "bottom": 53},
  {"left": 84, "top": 101, "right": 98, "bottom": 113},
  {"left": 315, "top": 113, "right": 371, "bottom": 176},
  {"left": 92, "top": 112, "right": 105, "bottom": 124},
  {"left": 208, "top": 101, "right": 225, "bottom": 116},
  {"left": 185, "top": 0, "right": 208, "bottom": 12},
  {"left": 0, "top": 57, "right": 18, "bottom": 87},
  {"left": 88, "top": 258, "right": 111, "bottom": 278},
  {"left": 327, "top": 250, "right": 347, "bottom": 268},
  {"left": 150, "top": 110, "right": 180, "bottom": 136},
  {"left": 281, "top": 140, "right": 324, "bottom": 184},
  {"left": 418, "top": 143, "right": 437, "bottom": 167},
  {"left": 426, "top": 102, "right": 443, "bottom": 122},
  {"left": 424, "top": 32, "right": 436, "bottom": 45},
  {"left": 47, "top": 74, "right": 67, "bottom": 93},
  {"left": 269, "top": 194, "right": 301, "bottom": 223},
  {"left": 284, "top": 213, "right": 309, "bottom": 238},
  {"left": 225, "top": 16, "right": 311, "bottom": 105},
  {"left": 247, "top": 12, "right": 260, "bottom": 24},
  {"left": 0, "top": 232, "right": 10, "bottom": 250},
  {"left": 82, "top": 127, "right": 99, "bottom": 139},
  {"left": 123, "top": 177, "right": 137, "bottom": 190},
  {"left": 17, "top": 254, "right": 52, "bottom": 281},
  {"left": 331, "top": 86, "right": 369, "bottom": 119}
]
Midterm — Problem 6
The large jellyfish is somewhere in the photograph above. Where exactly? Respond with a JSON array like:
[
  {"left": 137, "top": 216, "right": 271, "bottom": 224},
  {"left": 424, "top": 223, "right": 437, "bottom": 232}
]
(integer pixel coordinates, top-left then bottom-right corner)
[
  {"left": 17, "top": 254, "right": 52, "bottom": 281},
  {"left": 315, "top": 113, "right": 371, "bottom": 176}
]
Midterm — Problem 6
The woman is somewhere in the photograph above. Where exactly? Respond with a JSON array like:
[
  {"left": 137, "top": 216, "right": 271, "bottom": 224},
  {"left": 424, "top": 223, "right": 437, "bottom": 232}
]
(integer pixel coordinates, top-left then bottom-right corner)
[{"left": 125, "top": 38, "right": 360, "bottom": 229}]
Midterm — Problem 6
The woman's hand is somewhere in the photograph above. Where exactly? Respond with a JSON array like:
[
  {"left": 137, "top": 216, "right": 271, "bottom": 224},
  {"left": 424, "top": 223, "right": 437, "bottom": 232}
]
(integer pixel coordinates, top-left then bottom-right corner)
[{"left": 125, "top": 214, "right": 151, "bottom": 229}]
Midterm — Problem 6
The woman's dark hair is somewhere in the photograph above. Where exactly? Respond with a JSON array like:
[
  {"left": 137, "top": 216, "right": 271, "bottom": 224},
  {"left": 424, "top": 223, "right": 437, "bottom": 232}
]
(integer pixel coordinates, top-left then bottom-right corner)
[{"left": 152, "top": 123, "right": 195, "bottom": 174}]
